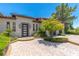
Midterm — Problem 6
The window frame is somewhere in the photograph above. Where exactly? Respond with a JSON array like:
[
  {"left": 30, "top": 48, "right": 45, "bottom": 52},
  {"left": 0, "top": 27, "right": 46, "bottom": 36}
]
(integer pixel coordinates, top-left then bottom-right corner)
[
  {"left": 6, "top": 22, "right": 10, "bottom": 29},
  {"left": 36, "top": 24, "right": 38, "bottom": 31},
  {"left": 33, "top": 24, "right": 35, "bottom": 31},
  {"left": 12, "top": 22, "right": 16, "bottom": 32}
]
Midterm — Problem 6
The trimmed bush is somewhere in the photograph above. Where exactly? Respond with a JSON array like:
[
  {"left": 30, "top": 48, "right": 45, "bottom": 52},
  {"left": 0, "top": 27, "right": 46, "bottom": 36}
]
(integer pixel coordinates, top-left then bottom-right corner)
[{"left": 44, "top": 36, "right": 68, "bottom": 43}]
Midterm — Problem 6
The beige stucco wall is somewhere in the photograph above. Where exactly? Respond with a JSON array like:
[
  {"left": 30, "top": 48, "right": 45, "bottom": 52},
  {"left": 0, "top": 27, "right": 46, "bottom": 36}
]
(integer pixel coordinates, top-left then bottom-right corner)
[
  {"left": 10, "top": 16, "right": 39, "bottom": 37},
  {"left": 0, "top": 17, "right": 40, "bottom": 37},
  {"left": 15, "top": 16, "right": 31, "bottom": 37},
  {"left": 0, "top": 18, "right": 15, "bottom": 33},
  {"left": 13, "top": 16, "right": 40, "bottom": 37}
]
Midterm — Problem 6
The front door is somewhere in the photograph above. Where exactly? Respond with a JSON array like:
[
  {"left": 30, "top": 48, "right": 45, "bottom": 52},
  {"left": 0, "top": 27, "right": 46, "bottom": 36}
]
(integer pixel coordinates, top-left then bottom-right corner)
[{"left": 22, "top": 23, "right": 29, "bottom": 37}]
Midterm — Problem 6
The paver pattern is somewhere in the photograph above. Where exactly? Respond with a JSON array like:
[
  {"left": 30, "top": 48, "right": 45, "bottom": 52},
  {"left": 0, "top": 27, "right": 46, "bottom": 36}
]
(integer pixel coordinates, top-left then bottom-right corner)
[
  {"left": 6, "top": 36, "right": 79, "bottom": 56},
  {"left": 67, "top": 35, "right": 79, "bottom": 44}
]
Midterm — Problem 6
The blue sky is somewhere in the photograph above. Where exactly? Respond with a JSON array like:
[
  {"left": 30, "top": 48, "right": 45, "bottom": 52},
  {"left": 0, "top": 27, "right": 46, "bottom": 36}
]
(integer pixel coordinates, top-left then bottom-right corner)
[{"left": 0, "top": 3, "right": 78, "bottom": 28}]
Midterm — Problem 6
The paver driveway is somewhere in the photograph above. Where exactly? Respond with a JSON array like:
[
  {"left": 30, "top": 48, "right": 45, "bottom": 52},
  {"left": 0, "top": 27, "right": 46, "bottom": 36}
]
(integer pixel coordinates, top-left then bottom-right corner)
[
  {"left": 6, "top": 37, "right": 79, "bottom": 56},
  {"left": 67, "top": 35, "right": 79, "bottom": 44}
]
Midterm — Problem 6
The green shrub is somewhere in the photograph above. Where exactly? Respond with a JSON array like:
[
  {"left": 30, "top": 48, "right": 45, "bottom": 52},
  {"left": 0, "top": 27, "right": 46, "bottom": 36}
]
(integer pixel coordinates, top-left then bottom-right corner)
[
  {"left": 44, "top": 36, "right": 68, "bottom": 43},
  {"left": 33, "top": 28, "right": 47, "bottom": 38},
  {"left": 5, "top": 29, "right": 13, "bottom": 37},
  {"left": 0, "top": 33, "right": 11, "bottom": 56},
  {"left": 67, "top": 29, "right": 75, "bottom": 34},
  {"left": 0, "top": 49, "right": 4, "bottom": 56},
  {"left": 75, "top": 28, "right": 79, "bottom": 33},
  {"left": 0, "top": 29, "right": 13, "bottom": 37},
  {"left": 0, "top": 35, "right": 10, "bottom": 49},
  {"left": 67, "top": 29, "right": 79, "bottom": 35}
]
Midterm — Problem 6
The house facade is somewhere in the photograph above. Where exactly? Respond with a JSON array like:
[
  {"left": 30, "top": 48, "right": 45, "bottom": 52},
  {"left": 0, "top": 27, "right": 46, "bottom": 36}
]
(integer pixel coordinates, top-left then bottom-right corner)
[
  {"left": 0, "top": 14, "right": 41, "bottom": 37},
  {"left": 0, "top": 13, "right": 60, "bottom": 37}
]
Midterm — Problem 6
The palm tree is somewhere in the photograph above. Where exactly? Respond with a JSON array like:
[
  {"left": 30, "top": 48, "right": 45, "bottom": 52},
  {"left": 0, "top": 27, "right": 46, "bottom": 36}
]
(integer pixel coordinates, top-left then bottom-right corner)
[{"left": 51, "top": 3, "right": 77, "bottom": 33}]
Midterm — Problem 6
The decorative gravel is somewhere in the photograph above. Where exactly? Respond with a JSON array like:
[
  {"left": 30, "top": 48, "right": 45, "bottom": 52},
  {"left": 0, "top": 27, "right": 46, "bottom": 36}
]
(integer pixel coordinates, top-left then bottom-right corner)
[{"left": 6, "top": 38, "right": 79, "bottom": 56}]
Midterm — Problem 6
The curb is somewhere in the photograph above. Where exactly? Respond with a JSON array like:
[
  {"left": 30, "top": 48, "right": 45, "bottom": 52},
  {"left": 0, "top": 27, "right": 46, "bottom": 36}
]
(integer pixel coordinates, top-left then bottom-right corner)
[
  {"left": 68, "top": 40, "right": 79, "bottom": 46},
  {"left": 17, "top": 38, "right": 35, "bottom": 41}
]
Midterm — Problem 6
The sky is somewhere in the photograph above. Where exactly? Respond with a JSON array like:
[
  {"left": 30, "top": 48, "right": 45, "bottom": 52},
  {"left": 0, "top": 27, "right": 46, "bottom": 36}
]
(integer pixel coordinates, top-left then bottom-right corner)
[{"left": 0, "top": 3, "right": 78, "bottom": 28}]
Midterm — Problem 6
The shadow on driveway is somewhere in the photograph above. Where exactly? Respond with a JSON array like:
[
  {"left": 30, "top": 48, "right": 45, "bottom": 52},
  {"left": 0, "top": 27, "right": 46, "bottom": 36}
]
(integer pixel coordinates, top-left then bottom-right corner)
[{"left": 38, "top": 40, "right": 63, "bottom": 48}]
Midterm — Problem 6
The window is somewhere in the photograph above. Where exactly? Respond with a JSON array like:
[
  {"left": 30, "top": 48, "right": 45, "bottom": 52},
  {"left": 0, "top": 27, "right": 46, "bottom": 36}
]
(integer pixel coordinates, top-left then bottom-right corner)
[
  {"left": 33, "top": 24, "right": 35, "bottom": 31},
  {"left": 36, "top": 24, "right": 38, "bottom": 31},
  {"left": 6, "top": 22, "right": 10, "bottom": 29},
  {"left": 33, "top": 24, "right": 39, "bottom": 31},
  {"left": 13, "top": 22, "right": 16, "bottom": 31}
]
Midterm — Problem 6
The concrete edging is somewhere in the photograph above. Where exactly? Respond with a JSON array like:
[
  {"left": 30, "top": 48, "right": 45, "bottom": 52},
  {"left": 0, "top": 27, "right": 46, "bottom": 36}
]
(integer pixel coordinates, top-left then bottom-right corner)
[{"left": 68, "top": 40, "right": 79, "bottom": 46}]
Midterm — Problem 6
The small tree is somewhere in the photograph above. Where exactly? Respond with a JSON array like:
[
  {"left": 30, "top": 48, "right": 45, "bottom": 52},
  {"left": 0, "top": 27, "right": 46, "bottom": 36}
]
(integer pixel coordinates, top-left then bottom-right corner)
[
  {"left": 51, "top": 3, "right": 77, "bottom": 33},
  {"left": 40, "top": 19, "right": 64, "bottom": 37}
]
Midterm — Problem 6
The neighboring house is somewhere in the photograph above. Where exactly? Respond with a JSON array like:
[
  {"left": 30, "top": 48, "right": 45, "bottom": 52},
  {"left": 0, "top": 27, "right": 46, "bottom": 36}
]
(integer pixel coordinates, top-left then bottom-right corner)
[{"left": 0, "top": 13, "right": 60, "bottom": 37}]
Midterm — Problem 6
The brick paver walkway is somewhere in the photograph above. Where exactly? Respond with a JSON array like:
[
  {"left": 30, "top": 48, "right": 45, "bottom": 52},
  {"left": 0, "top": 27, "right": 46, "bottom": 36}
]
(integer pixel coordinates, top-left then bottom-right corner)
[
  {"left": 67, "top": 35, "right": 79, "bottom": 44},
  {"left": 6, "top": 37, "right": 79, "bottom": 56}
]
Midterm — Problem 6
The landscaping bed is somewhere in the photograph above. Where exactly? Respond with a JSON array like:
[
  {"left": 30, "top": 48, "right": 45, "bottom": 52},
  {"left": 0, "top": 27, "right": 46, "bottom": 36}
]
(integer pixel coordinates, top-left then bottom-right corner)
[
  {"left": 67, "top": 29, "right": 79, "bottom": 35},
  {"left": 44, "top": 36, "right": 68, "bottom": 43}
]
